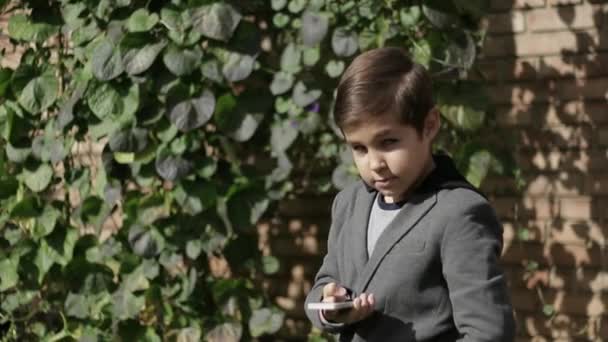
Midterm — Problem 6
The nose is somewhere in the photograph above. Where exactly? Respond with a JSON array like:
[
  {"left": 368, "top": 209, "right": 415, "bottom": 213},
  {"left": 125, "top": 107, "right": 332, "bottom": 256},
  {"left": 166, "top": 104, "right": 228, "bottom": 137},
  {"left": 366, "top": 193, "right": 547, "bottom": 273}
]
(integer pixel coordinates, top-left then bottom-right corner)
[{"left": 368, "top": 151, "right": 386, "bottom": 172}]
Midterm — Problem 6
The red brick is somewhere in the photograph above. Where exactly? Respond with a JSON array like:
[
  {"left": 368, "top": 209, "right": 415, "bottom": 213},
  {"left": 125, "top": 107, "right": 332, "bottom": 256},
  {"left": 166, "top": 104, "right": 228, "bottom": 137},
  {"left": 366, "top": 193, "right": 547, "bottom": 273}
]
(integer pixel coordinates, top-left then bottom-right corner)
[
  {"left": 488, "top": 78, "right": 608, "bottom": 105},
  {"left": 517, "top": 126, "right": 593, "bottom": 150},
  {"left": 527, "top": 4, "right": 601, "bottom": 32},
  {"left": 588, "top": 174, "right": 608, "bottom": 196},
  {"left": 476, "top": 57, "right": 539, "bottom": 81},
  {"left": 518, "top": 149, "right": 608, "bottom": 173},
  {"left": 545, "top": 240, "right": 605, "bottom": 267},
  {"left": 483, "top": 29, "right": 608, "bottom": 57},
  {"left": 558, "top": 196, "right": 594, "bottom": 220},
  {"left": 516, "top": 312, "right": 606, "bottom": 340},
  {"left": 496, "top": 105, "right": 534, "bottom": 126},
  {"left": 596, "top": 127, "right": 608, "bottom": 146},
  {"left": 549, "top": 0, "right": 583, "bottom": 6},
  {"left": 491, "top": 0, "right": 547, "bottom": 11},
  {"left": 278, "top": 196, "right": 333, "bottom": 217},
  {"left": 504, "top": 220, "right": 549, "bottom": 243},
  {"left": 525, "top": 173, "right": 585, "bottom": 196},
  {"left": 502, "top": 240, "right": 547, "bottom": 264},
  {"left": 548, "top": 267, "right": 608, "bottom": 293},
  {"left": 543, "top": 290, "right": 608, "bottom": 316},
  {"left": 486, "top": 11, "right": 527, "bottom": 33},
  {"left": 547, "top": 219, "right": 606, "bottom": 246}
]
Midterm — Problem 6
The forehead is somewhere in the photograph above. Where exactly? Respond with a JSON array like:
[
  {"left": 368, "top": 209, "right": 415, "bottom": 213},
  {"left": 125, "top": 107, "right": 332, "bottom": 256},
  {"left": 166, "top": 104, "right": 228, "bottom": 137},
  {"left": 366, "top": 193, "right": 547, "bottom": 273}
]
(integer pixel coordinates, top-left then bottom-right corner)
[{"left": 342, "top": 114, "right": 413, "bottom": 142}]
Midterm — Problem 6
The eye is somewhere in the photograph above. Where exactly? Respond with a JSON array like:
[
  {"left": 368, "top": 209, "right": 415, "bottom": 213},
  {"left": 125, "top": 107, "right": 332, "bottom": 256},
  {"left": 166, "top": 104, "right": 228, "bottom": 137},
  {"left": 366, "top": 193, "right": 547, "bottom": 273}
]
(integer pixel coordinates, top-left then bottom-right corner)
[
  {"left": 351, "top": 145, "right": 367, "bottom": 154},
  {"left": 381, "top": 138, "right": 398, "bottom": 147}
]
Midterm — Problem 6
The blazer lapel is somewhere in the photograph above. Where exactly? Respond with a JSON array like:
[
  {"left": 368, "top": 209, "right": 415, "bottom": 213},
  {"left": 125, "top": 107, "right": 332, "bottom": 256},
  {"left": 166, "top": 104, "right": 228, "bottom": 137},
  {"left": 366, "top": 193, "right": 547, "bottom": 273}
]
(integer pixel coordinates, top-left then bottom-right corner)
[
  {"left": 354, "top": 191, "right": 437, "bottom": 294},
  {"left": 348, "top": 185, "right": 375, "bottom": 278}
]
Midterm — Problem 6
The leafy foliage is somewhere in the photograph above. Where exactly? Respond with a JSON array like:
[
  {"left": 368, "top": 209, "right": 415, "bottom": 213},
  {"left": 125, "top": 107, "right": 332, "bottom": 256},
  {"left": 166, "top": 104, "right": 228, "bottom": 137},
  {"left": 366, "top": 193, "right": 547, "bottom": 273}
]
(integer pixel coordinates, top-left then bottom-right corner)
[{"left": 0, "top": 0, "right": 514, "bottom": 340}]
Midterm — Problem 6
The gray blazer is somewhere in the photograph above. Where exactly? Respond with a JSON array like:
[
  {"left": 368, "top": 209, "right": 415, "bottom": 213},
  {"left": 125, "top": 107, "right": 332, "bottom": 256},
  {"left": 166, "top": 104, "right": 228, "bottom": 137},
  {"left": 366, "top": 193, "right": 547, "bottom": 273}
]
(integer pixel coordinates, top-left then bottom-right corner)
[{"left": 305, "top": 181, "right": 515, "bottom": 341}]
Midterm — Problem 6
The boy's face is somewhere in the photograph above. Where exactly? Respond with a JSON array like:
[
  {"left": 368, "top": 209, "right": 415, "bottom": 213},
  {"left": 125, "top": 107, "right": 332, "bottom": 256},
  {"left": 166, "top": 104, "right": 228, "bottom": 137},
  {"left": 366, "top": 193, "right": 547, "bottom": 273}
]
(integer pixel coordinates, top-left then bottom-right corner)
[{"left": 343, "top": 110, "right": 439, "bottom": 203}]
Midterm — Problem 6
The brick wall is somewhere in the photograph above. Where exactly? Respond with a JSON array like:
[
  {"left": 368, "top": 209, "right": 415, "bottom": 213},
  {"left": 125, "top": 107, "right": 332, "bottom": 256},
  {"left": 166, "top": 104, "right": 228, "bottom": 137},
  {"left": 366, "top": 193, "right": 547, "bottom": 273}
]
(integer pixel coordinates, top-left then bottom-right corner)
[
  {"left": 2, "top": 2, "right": 607, "bottom": 340},
  {"left": 266, "top": 1, "right": 608, "bottom": 340}
]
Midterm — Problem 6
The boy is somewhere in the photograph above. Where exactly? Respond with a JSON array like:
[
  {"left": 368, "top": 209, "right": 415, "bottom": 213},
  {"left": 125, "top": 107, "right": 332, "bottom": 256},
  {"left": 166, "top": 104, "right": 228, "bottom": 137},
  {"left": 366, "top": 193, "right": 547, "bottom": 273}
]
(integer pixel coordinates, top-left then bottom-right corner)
[{"left": 304, "top": 47, "right": 515, "bottom": 341}]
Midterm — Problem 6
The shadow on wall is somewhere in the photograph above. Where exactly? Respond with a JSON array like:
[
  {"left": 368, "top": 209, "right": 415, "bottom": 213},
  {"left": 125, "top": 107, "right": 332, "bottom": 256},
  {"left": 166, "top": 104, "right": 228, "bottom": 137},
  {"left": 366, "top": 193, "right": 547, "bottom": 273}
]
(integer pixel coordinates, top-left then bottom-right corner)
[{"left": 479, "top": 1, "right": 607, "bottom": 340}]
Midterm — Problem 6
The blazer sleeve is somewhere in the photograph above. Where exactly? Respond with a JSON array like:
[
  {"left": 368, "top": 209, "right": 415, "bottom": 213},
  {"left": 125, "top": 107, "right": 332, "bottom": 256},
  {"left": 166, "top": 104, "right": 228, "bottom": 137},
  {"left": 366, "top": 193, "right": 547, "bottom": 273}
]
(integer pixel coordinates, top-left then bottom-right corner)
[
  {"left": 440, "top": 200, "right": 516, "bottom": 342},
  {"left": 304, "top": 192, "right": 349, "bottom": 334}
]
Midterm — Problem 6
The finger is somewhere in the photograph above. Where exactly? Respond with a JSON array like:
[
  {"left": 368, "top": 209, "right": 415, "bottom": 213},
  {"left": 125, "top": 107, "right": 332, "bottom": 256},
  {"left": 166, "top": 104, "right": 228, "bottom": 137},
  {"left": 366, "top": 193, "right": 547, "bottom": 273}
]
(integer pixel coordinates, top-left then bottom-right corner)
[
  {"left": 368, "top": 293, "right": 375, "bottom": 308},
  {"left": 322, "top": 295, "right": 337, "bottom": 303},
  {"left": 322, "top": 282, "right": 337, "bottom": 298}
]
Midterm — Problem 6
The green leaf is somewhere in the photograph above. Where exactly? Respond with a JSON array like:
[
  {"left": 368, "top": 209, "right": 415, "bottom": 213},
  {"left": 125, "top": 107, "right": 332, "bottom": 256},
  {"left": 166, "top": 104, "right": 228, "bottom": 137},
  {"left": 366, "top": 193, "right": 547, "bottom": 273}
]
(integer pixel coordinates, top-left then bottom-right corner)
[
  {"left": 422, "top": 1, "right": 461, "bottom": 29},
  {"left": 249, "top": 308, "right": 284, "bottom": 337},
  {"left": 271, "top": 120, "right": 299, "bottom": 152},
  {"left": 86, "top": 83, "right": 119, "bottom": 119},
  {"left": 205, "top": 323, "right": 242, "bottom": 342},
  {"left": 331, "top": 28, "right": 358, "bottom": 57},
  {"left": 24, "top": 163, "right": 53, "bottom": 192},
  {"left": 0, "top": 256, "right": 19, "bottom": 291},
  {"left": 445, "top": 31, "right": 476, "bottom": 69},
  {"left": 155, "top": 147, "right": 192, "bottom": 181},
  {"left": 163, "top": 45, "right": 203, "bottom": 76},
  {"left": 270, "top": 72, "right": 294, "bottom": 95},
  {"left": 35, "top": 240, "right": 57, "bottom": 283},
  {"left": 17, "top": 71, "right": 59, "bottom": 114},
  {"left": 127, "top": 9, "right": 159, "bottom": 32},
  {"left": 87, "top": 82, "right": 139, "bottom": 121},
  {"left": 112, "top": 288, "right": 145, "bottom": 320},
  {"left": 465, "top": 149, "right": 492, "bottom": 187},
  {"left": 332, "top": 161, "right": 358, "bottom": 190},
  {"left": 400, "top": 6, "right": 421, "bottom": 27},
  {"left": 0, "top": 68, "right": 12, "bottom": 97},
  {"left": 173, "top": 181, "right": 217, "bottom": 215},
  {"left": 92, "top": 39, "right": 124, "bottom": 81},
  {"left": 65, "top": 292, "right": 89, "bottom": 319},
  {"left": 301, "top": 12, "right": 328, "bottom": 46},
  {"left": 177, "top": 327, "right": 201, "bottom": 342},
  {"left": 288, "top": 0, "right": 307, "bottom": 13},
  {"left": 272, "top": 0, "right": 287, "bottom": 10},
  {"left": 166, "top": 87, "right": 215, "bottom": 132},
  {"left": 72, "top": 21, "right": 101, "bottom": 46},
  {"left": 230, "top": 114, "right": 263, "bottom": 142},
  {"left": 61, "top": 3, "right": 87, "bottom": 29},
  {"left": 302, "top": 46, "right": 320, "bottom": 66},
  {"left": 261, "top": 256, "right": 280, "bottom": 275},
  {"left": 33, "top": 205, "right": 60, "bottom": 239},
  {"left": 8, "top": 14, "right": 58, "bottom": 43},
  {"left": 6, "top": 142, "right": 31, "bottom": 163},
  {"left": 280, "top": 43, "right": 301, "bottom": 74},
  {"left": 202, "top": 60, "right": 224, "bottom": 83},
  {"left": 192, "top": 3, "right": 242, "bottom": 42},
  {"left": 325, "top": 60, "right": 345, "bottom": 78},
  {"left": 272, "top": 13, "right": 290, "bottom": 28},
  {"left": 542, "top": 304, "right": 555, "bottom": 317},
  {"left": 186, "top": 240, "right": 203, "bottom": 260},
  {"left": 222, "top": 52, "right": 255, "bottom": 82},
  {"left": 440, "top": 104, "right": 485, "bottom": 131},
  {"left": 122, "top": 40, "right": 166, "bottom": 75},
  {"left": 412, "top": 39, "right": 432, "bottom": 67},
  {"left": 292, "top": 81, "right": 321, "bottom": 107}
]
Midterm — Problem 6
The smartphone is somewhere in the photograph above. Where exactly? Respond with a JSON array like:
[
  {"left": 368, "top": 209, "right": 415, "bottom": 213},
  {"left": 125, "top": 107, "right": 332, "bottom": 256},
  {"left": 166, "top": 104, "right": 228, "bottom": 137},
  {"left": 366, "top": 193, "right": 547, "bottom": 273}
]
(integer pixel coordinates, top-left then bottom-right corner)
[{"left": 307, "top": 301, "right": 354, "bottom": 311}]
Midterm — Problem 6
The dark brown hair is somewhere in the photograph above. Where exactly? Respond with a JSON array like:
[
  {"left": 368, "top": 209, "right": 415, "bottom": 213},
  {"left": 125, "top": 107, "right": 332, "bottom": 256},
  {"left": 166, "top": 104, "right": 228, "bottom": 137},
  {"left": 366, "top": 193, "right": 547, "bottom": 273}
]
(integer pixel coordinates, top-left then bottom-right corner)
[{"left": 333, "top": 47, "right": 434, "bottom": 134}]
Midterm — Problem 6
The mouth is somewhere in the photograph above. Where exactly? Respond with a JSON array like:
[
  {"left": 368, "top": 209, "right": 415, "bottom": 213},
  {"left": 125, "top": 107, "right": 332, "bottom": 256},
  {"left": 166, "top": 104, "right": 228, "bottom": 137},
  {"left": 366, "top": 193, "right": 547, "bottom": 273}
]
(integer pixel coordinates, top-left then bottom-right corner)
[{"left": 374, "top": 177, "right": 395, "bottom": 188}]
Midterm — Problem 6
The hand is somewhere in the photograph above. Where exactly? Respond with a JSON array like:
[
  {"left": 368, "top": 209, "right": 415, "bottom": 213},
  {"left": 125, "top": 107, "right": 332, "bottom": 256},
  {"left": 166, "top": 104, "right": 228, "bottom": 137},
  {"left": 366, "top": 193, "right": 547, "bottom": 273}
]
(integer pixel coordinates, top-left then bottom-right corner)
[{"left": 321, "top": 282, "right": 375, "bottom": 324}]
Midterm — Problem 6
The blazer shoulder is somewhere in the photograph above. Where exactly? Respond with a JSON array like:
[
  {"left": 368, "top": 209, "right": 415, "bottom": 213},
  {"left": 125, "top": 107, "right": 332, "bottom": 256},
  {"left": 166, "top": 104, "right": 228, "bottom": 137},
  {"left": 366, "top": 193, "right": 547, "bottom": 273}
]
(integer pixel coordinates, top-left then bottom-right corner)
[
  {"left": 333, "top": 180, "right": 369, "bottom": 211},
  {"left": 436, "top": 187, "right": 495, "bottom": 217}
]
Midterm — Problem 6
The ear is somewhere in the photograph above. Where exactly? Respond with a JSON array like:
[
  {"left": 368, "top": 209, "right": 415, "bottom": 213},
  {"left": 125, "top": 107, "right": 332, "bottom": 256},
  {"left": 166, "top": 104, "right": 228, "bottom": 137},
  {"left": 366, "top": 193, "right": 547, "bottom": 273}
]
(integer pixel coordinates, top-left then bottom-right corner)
[{"left": 423, "top": 107, "right": 441, "bottom": 140}]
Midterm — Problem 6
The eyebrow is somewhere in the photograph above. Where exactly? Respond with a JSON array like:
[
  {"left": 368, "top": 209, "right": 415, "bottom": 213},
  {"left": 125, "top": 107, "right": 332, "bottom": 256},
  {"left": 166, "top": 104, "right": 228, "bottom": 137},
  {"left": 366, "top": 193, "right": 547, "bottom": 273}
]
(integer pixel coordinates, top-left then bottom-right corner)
[{"left": 346, "top": 128, "right": 396, "bottom": 145}]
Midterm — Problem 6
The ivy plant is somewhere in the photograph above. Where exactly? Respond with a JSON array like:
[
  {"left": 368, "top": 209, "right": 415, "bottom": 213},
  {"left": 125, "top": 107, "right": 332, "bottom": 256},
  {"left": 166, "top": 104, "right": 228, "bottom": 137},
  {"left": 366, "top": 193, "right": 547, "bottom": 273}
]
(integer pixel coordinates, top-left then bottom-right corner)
[{"left": 0, "top": 0, "right": 516, "bottom": 340}]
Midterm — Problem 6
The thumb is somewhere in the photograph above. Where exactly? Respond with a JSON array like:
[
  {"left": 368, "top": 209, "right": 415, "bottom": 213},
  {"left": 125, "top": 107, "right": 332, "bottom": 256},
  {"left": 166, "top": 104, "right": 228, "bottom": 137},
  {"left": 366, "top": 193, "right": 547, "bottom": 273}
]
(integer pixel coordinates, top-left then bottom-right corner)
[{"left": 322, "top": 282, "right": 337, "bottom": 298}]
